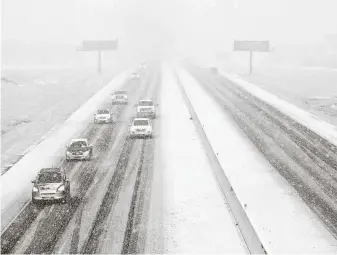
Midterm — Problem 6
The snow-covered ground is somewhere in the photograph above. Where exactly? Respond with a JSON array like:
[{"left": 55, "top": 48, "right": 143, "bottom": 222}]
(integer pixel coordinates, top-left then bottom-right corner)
[
  {"left": 1, "top": 71, "right": 129, "bottom": 231},
  {"left": 176, "top": 66, "right": 337, "bottom": 253},
  {"left": 145, "top": 66, "right": 247, "bottom": 253},
  {"left": 218, "top": 63, "right": 337, "bottom": 126},
  {"left": 1, "top": 68, "right": 122, "bottom": 174}
]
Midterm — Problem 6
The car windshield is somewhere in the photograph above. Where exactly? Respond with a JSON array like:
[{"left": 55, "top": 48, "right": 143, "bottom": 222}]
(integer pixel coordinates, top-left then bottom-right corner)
[
  {"left": 139, "top": 101, "right": 153, "bottom": 106},
  {"left": 97, "top": 110, "right": 109, "bottom": 114},
  {"left": 38, "top": 172, "right": 62, "bottom": 183},
  {"left": 133, "top": 120, "right": 149, "bottom": 126},
  {"left": 70, "top": 141, "right": 87, "bottom": 147}
]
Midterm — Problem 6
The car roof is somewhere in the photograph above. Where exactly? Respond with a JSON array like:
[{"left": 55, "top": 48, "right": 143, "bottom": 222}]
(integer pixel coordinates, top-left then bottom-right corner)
[
  {"left": 40, "top": 168, "right": 62, "bottom": 174},
  {"left": 139, "top": 99, "right": 153, "bottom": 102},
  {"left": 133, "top": 118, "right": 150, "bottom": 121},
  {"left": 70, "top": 138, "right": 87, "bottom": 143},
  {"left": 97, "top": 109, "right": 109, "bottom": 112},
  {"left": 114, "top": 91, "right": 127, "bottom": 93}
]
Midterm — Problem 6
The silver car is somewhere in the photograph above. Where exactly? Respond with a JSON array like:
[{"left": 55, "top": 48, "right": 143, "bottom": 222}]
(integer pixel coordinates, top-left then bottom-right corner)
[
  {"left": 32, "top": 168, "right": 70, "bottom": 204},
  {"left": 94, "top": 109, "right": 113, "bottom": 123},
  {"left": 112, "top": 91, "right": 128, "bottom": 105},
  {"left": 129, "top": 118, "right": 153, "bottom": 138}
]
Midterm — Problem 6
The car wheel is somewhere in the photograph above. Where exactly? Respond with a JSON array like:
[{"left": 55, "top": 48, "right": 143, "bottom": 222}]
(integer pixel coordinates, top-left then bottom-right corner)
[
  {"left": 62, "top": 190, "right": 71, "bottom": 203},
  {"left": 66, "top": 156, "right": 70, "bottom": 161},
  {"left": 32, "top": 198, "right": 38, "bottom": 205}
]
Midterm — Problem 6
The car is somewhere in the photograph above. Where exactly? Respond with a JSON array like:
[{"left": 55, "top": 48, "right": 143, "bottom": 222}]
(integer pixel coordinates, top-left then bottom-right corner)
[
  {"left": 129, "top": 118, "right": 153, "bottom": 138},
  {"left": 31, "top": 168, "right": 70, "bottom": 204},
  {"left": 135, "top": 99, "right": 157, "bottom": 119},
  {"left": 112, "top": 91, "right": 128, "bottom": 105},
  {"left": 65, "top": 138, "right": 93, "bottom": 161},
  {"left": 210, "top": 67, "right": 218, "bottom": 74},
  {"left": 94, "top": 109, "right": 113, "bottom": 123},
  {"left": 139, "top": 62, "right": 147, "bottom": 69},
  {"left": 130, "top": 72, "right": 140, "bottom": 80}
]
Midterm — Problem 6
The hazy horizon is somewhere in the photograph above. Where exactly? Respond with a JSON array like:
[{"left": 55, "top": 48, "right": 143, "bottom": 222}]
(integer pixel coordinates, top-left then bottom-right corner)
[{"left": 2, "top": 0, "right": 337, "bottom": 66}]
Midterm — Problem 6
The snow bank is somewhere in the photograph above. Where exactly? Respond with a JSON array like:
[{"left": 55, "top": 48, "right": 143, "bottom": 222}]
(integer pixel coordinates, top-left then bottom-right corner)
[
  {"left": 145, "top": 65, "right": 246, "bottom": 253},
  {"left": 176, "top": 67, "right": 337, "bottom": 253},
  {"left": 1, "top": 71, "right": 129, "bottom": 231},
  {"left": 219, "top": 71, "right": 337, "bottom": 147}
]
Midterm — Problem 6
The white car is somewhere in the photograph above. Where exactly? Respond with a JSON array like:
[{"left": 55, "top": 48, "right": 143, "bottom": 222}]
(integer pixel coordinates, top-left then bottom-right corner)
[
  {"left": 94, "top": 109, "right": 113, "bottom": 123},
  {"left": 129, "top": 118, "right": 153, "bottom": 138},
  {"left": 65, "top": 138, "right": 93, "bottom": 161},
  {"left": 135, "top": 99, "right": 157, "bottom": 119},
  {"left": 130, "top": 72, "right": 140, "bottom": 80},
  {"left": 112, "top": 91, "right": 128, "bottom": 104}
]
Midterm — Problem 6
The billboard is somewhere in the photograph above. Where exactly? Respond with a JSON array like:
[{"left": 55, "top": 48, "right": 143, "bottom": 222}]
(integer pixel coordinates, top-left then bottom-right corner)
[
  {"left": 78, "top": 40, "right": 118, "bottom": 51},
  {"left": 234, "top": 40, "right": 269, "bottom": 52}
]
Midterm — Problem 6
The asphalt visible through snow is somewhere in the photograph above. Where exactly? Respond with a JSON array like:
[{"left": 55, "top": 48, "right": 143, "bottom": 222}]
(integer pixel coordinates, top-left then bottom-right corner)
[{"left": 1, "top": 63, "right": 161, "bottom": 254}]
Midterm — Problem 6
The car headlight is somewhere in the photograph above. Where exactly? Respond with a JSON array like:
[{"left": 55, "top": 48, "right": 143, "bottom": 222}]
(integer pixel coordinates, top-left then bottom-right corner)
[
  {"left": 57, "top": 185, "right": 65, "bottom": 192},
  {"left": 83, "top": 150, "right": 89, "bottom": 155},
  {"left": 66, "top": 151, "right": 71, "bottom": 155},
  {"left": 32, "top": 186, "right": 38, "bottom": 192}
]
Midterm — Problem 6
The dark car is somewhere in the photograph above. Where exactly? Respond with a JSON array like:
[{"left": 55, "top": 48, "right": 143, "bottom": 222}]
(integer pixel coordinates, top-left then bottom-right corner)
[
  {"left": 32, "top": 168, "right": 70, "bottom": 204},
  {"left": 210, "top": 67, "right": 218, "bottom": 74}
]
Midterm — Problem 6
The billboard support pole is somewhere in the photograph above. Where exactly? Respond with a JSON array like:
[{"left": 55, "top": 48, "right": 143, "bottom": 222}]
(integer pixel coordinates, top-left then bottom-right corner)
[
  {"left": 249, "top": 51, "right": 253, "bottom": 75},
  {"left": 233, "top": 40, "right": 269, "bottom": 75},
  {"left": 77, "top": 40, "right": 118, "bottom": 75}
]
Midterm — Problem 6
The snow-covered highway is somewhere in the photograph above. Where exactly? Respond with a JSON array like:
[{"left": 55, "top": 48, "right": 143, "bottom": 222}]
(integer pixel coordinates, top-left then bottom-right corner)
[{"left": 1, "top": 62, "right": 337, "bottom": 254}]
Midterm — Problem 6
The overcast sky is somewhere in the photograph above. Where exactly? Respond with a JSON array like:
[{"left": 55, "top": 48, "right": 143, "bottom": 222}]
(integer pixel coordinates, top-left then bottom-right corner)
[{"left": 2, "top": 0, "right": 337, "bottom": 54}]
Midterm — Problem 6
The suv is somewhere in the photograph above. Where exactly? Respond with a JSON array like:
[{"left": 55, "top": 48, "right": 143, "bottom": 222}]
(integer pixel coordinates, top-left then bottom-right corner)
[
  {"left": 135, "top": 99, "right": 157, "bottom": 119},
  {"left": 32, "top": 168, "right": 70, "bottom": 204},
  {"left": 65, "top": 139, "right": 93, "bottom": 161},
  {"left": 129, "top": 118, "right": 153, "bottom": 138},
  {"left": 94, "top": 109, "right": 113, "bottom": 123},
  {"left": 112, "top": 91, "right": 128, "bottom": 105}
]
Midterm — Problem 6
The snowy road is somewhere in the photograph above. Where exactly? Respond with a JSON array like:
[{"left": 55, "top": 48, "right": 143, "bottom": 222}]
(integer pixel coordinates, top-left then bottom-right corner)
[
  {"left": 184, "top": 64, "right": 337, "bottom": 252},
  {"left": 1, "top": 69, "right": 118, "bottom": 174},
  {"left": 1, "top": 63, "right": 251, "bottom": 254},
  {"left": 2, "top": 62, "right": 337, "bottom": 254},
  {"left": 1, "top": 64, "right": 153, "bottom": 254}
]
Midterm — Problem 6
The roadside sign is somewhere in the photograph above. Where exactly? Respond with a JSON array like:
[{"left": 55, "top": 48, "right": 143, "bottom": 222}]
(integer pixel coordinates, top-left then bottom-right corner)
[
  {"left": 234, "top": 40, "right": 269, "bottom": 52},
  {"left": 233, "top": 40, "right": 270, "bottom": 74},
  {"left": 78, "top": 40, "right": 118, "bottom": 51},
  {"left": 77, "top": 39, "right": 119, "bottom": 74}
]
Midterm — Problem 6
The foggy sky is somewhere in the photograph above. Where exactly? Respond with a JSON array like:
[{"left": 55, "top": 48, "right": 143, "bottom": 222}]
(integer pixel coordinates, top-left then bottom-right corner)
[{"left": 2, "top": 0, "right": 337, "bottom": 55}]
